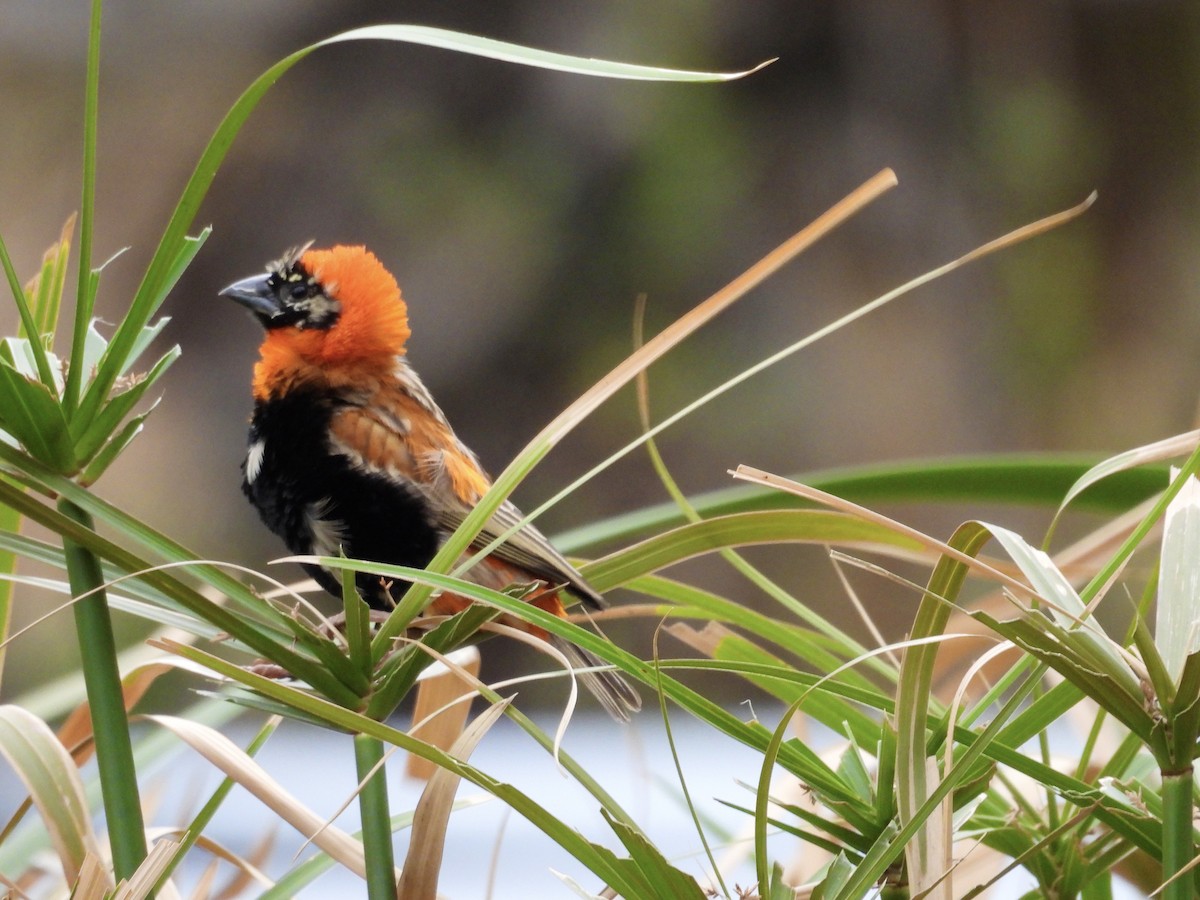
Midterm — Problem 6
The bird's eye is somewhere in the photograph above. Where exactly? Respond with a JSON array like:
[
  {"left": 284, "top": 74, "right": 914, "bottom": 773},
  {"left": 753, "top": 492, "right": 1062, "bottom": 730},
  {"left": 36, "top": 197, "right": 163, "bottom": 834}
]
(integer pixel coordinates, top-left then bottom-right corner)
[{"left": 289, "top": 283, "right": 309, "bottom": 300}]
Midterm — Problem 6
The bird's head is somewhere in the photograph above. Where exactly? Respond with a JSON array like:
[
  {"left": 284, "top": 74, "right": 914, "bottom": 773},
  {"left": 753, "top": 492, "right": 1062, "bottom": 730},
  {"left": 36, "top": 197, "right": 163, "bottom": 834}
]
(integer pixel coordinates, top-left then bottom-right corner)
[{"left": 222, "top": 244, "right": 412, "bottom": 374}]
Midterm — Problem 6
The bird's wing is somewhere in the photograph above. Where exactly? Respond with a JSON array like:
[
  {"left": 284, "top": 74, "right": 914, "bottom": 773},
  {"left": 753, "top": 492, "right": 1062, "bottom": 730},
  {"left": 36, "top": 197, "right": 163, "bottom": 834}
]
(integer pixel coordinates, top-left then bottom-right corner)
[{"left": 328, "top": 397, "right": 604, "bottom": 608}]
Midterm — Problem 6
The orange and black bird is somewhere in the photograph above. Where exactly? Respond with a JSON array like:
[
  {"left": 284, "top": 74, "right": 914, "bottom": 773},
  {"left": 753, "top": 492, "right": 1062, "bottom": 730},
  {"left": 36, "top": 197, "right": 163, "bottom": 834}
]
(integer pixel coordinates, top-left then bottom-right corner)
[{"left": 221, "top": 244, "right": 639, "bottom": 720}]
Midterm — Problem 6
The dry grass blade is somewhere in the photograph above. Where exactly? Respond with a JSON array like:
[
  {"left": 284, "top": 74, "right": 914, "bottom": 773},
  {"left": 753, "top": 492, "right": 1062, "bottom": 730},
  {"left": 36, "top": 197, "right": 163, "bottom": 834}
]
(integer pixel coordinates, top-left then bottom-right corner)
[
  {"left": 1058, "top": 428, "right": 1198, "bottom": 515},
  {"left": 406, "top": 645, "right": 481, "bottom": 780},
  {"left": 111, "top": 838, "right": 184, "bottom": 900},
  {"left": 58, "top": 660, "right": 173, "bottom": 763},
  {"left": 0, "top": 705, "right": 106, "bottom": 888},
  {"left": 829, "top": 552, "right": 900, "bottom": 669},
  {"left": 532, "top": 168, "right": 898, "bottom": 448},
  {"left": 138, "top": 829, "right": 274, "bottom": 896},
  {"left": 732, "top": 466, "right": 1035, "bottom": 598},
  {"left": 396, "top": 698, "right": 513, "bottom": 900},
  {"left": 407, "top": 623, "right": 581, "bottom": 765},
  {"left": 144, "top": 715, "right": 373, "bottom": 878},
  {"left": 72, "top": 853, "right": 112, "bottom": 900},
  {"left": 665, "top": 620, "right": 736, "bottom": 656},
  {"left": 190, "top": 857, "right": 220, "bottom": 900}
]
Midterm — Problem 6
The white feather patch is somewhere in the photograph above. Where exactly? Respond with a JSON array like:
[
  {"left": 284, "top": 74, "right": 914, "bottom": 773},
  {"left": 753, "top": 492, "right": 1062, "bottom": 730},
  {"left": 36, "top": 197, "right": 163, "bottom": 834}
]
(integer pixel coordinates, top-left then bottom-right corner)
[
  {"left": 305, "top": 499, "right": 347, "bottom": 558},
  {"left": 244, "top": 439, "right": 266, "bottom": 484}
]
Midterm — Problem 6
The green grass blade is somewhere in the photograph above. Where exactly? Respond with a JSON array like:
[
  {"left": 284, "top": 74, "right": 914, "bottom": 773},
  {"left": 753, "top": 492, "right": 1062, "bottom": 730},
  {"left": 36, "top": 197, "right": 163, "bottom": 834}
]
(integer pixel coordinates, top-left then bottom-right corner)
[
  {"left": 584, "top": 509, "right": 922, "bottom": 590},
  {"left": 1052, "top": 429, "right": 1197, "bottom": 526},
  {"left": 555, "top": 455, "right": 1169, "bottom": 554},
  {"left": 755, "top": 698, "right": 806, "bottom": 896},
  {"left": 75, "top": 232, "right": 206, "bottom": 430},
  {"left": 317, "top": 555, "right": 866, "bottom": 811},
  {"left": 0, "top": 235, "right": 57, "bottom": 390},
  {"left": 600, "top": 808, "right": 708, "bottom": 899},
  {"left": 64, "top": 0, "right": 103, "bottom": 413},
  {"left": 1080, "top": 443, "right": 1200, "bottom": 606},
  {"left": 34, "top": 215, "right": 75, "bottom": 339},
  {"left": 0, "top": 359, "right": 75, "bottom": 470},
  {"left": 151, "top": 716, "right": 280, "bottom": 893},
  {"left": 688, "top": 630, "right": 881, "bottom": 740},
  {"left": 0, "top": 493, "right": 18, "bottom": 689},
  {"left": 894, "top": 523, "right": 994, "bottom": 899},
  {"left": 837, "top": 670, "right": 1044, "bottom": 899},
  {"left": 261, "top": 799, "right": 487, "bottom": 899},
  {"left": 71, "top": 345, "right": 177, "bottom": 461},
  {"left": 78, "top": 410, "right": 149, "bottom": 486},
  {"left": 341, "top": 556, "right": 372, "bottom": 680},
  {"left": 627, "top": 571, "right": 895, "bottom": 684},
  {"left": 1157, "top": 473, "right": 1200, "bottom": 685}
]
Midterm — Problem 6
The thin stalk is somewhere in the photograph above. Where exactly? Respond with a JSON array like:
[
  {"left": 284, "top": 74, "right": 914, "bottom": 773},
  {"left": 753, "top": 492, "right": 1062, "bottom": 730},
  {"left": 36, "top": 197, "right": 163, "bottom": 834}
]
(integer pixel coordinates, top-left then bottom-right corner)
[
  {"left": 0, "top": 495, "right": 19, "bottom": 691},
  {"left": 354, "top": 733, "right": 397, "bottom": 899},
  {"left": 66, "top": 0, "right": 103, "bottom": 412},
  {"left": 58, "top": 497, "right": 147, "bottom": 880},
  {"left": 1160, "top": 766, "right": 1195, "bottom": 900}
]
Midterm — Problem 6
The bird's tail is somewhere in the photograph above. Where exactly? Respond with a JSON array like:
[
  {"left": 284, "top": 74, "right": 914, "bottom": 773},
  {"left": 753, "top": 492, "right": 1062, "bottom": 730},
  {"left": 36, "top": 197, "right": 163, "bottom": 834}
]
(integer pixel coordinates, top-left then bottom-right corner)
[{"left": 552, "top": 636, "right": 641, "bottom": 722}]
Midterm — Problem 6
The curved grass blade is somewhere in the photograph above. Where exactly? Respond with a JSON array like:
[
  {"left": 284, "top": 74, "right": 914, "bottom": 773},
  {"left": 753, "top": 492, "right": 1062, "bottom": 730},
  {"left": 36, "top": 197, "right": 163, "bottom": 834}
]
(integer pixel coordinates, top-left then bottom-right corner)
[
  {"left": 146, "top": 713, "right": 374, "bottom": 879},
  {"left": 261, "top": 800, "right": 489, "bottom": 899},
  {"left": 583, "top": 509, "right": 923, "bottom": 590},
  {"left": 1050, "top": 429, "right": 1197, "bottom": 531},
  {"left": 0, "top": 705, "right": 107, "bottom": 888},
  {"left": 624, "top": 572, "right": 892, "bottom": 686},
  {"left": 556, "top": 455, "right": 1169, "bottom": 554},
  {"left": 895, "top": 523, "right": 993, "bottom": 900},
  {"left": 325, "top": 25, "right": 769, "bottom": 81},
  {"left": 311, "top": 556, "right": 867, "bottom": 810},
  {"left": 71, "top": 344, "right": 178, "bottom": 450}
]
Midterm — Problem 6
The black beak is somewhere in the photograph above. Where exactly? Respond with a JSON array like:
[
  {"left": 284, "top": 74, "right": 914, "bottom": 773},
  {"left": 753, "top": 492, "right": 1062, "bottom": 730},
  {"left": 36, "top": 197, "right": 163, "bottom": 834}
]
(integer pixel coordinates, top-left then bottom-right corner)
[{"left": 220, "top": 273, "right": 280, "bottom": 320}]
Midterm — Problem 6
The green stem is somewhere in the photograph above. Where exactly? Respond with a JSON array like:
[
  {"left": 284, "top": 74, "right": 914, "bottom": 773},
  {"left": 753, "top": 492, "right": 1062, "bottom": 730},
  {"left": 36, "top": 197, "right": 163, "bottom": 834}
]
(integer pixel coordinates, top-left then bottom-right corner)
[
  {"left": 1160, "top": 765, "right": 1196, "bottom": 900},
  {"left": 59, "top": 497, "right": 147, "bottom": 880},
  {"left": 354, "top": 733, "right": 397, "bottom": 898}
]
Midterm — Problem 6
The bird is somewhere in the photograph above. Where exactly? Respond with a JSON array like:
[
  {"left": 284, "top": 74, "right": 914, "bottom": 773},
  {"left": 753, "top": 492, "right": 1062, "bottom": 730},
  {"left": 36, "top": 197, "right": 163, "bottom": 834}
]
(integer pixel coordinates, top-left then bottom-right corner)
[{"left": 221, "top": 243, "right": 640, "bottom": 720}]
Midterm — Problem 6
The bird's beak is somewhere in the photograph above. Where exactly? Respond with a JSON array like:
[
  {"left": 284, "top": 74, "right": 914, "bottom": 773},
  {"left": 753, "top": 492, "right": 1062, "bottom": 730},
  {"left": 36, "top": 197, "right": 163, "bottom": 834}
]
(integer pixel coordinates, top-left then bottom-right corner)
[{"left": 220, "top": 273, "right": 280, "bottom": 319}]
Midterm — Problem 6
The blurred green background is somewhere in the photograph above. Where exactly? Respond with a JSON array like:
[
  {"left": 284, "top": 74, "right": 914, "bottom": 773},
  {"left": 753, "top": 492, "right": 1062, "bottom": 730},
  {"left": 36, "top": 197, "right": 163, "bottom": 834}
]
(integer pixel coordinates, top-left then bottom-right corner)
[{"left": 1, "top": 2, "right": 1198, "bottom": 699}]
